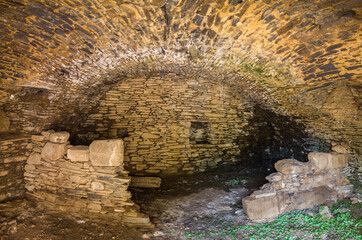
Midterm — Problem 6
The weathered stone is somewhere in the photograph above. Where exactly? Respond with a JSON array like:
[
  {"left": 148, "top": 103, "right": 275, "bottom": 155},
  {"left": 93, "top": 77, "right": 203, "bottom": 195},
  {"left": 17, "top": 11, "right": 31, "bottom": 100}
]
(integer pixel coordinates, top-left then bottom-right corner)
[
  {"left": 0, "top": 170, "right": 9, "bottom": 177},
  {"left": 274, "top": 159, "right": 311, "bottom": 174},
  {"left": 41, "top": 130, "right": 55, "bottom": 140},
  {"left": 308, "top": 152, "right": 348, "bottom": 170},
  {"left": 89, "top": 139, "right": 124, "bottom": 167},
  {"left": 331, "top": 144, "right": 348, "bottom": 154},
  {"left": 67, "top": 146, "right": 89, "bottom": 162},
  {"left": 87, "top": 203, "right": 102, "bottom": 212},
  {"left": 41, "top": 143, "right": 66, "bottom": 160},
  {"left": 27, "top": 152, "right": 42, "bottom": 165},
  {"left": 49, "top": 132, "right": 70, "bottom": 143},
  {"left": 91, "top": 182, "right": 105, "bottom": 191},
  {"left": 31, "top": 135, "right": 44, "bottom": 142},
  {"left": 0, "top": 110, "right": 10, "bottom": 132},
  {"left": 290, "top": 187, "right": 334, "bottom": 210},
  {"left": 242, "top": 194, "right": 280, "bottom": 220},
  {"left": 130, "top": 177, "right": 161, "bottom": 188}
]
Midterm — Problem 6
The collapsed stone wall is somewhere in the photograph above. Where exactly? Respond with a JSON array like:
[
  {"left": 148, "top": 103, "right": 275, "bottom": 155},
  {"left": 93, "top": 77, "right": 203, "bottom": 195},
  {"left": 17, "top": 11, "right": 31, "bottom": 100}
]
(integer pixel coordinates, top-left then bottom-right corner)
[
  {"left": 243, "top": 148, "right": 353, "bottom": 220},
  {"left": 0, "top": 136, "right": 31, "bottom": 202},
  {"left": 76, "top": 74, "right": 253, "bottom": 175},
  {"left": 24, "top": 131, "right": 152, "bottom": 228}
]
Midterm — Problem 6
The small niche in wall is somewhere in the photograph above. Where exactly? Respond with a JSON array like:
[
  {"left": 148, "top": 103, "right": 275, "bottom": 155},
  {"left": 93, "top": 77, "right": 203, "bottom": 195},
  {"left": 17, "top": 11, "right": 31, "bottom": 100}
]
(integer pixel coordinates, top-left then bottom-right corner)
[{"left": 190, "top": 122, "right": 211, "bottom": 144}]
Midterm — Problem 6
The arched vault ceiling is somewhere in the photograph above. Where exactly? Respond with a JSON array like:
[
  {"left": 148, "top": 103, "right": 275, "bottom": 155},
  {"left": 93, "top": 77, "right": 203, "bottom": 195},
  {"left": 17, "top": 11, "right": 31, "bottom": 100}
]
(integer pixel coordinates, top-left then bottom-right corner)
[{"left": 0, "top": 0, "right": 361, "bottom": 132}]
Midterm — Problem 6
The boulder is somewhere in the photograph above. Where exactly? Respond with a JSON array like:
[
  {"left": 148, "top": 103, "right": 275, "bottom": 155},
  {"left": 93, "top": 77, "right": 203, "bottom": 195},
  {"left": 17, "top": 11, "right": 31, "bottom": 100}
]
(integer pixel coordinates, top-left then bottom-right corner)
[
  {"left": 27, "top": 152, "right": 42, "bottom": 164},
  {"left": 41, "top": 143, "right": 66, "bottom": 160},
  {"left": 49, "top": 131, "right": 70, "bottom": 143},
  {"left": 308, "top": 152, "right": 348, "bottom": 170},
  {"left": 67, "top": 146, "right": 89, "bottom": 162},
  {"left": 89, "top": 139, "right": 124, "bottom": 167},
  {"left": 274, "top": 159, "right": 311, "bottom": 174}
]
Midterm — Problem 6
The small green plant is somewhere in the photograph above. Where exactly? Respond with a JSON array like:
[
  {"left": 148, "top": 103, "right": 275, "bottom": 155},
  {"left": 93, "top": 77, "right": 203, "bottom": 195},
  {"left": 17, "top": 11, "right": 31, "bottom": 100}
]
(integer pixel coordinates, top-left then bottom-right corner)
[{"left": 224, "top": 178, "right": 248, "bottom": 187}]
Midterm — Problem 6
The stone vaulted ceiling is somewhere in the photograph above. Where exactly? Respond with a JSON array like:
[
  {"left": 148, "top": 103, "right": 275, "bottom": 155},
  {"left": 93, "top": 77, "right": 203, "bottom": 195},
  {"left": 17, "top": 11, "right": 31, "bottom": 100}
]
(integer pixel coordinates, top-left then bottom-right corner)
[{"left": 0, "top": 0, "right": 361, "bottom": 150}]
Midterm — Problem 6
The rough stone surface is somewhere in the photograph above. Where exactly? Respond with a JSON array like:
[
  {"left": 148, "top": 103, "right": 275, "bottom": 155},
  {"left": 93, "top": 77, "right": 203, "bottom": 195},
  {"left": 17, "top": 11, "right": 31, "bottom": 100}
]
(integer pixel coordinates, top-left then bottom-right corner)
[
  {"left": 308, "top": 152, "right": 349, "bottom": 170},
  {"left": 41, "top": 143, "right": 66, "bottom": 161},
  {"left": 67, "top": 146, "right": 89, "bottom": 162},
  {"left": 49, "top": 132, "right": 70, "bottom": 143},
  {"left": 24, "top": 131, "right": 153, "bottom": 228},
  {"left": 275, "top": 159, "right": 311, "bottom": 174},
  {"left": 0, "top": 137, "right": 31, "bottom": 202},
  {"left": 89, "top": 139, "right": 124, "bottom": 167},
  {"left": 242, "top": 194, "right": 280, "bottom": 220},
  {"left": 78, "top": 74, "right": 252, "bottom": 174},
  {"left": 0, "top": 0, "right": 360, "bottom": 182},
  {"left": 27, "top": 153, "right": 41, "bottom": 165},
  {"left": 0, "top": 110, "right": 10, "bottom": 132},
  {"left": 243, "top": 153, "right": 351, "bottom": 220}
]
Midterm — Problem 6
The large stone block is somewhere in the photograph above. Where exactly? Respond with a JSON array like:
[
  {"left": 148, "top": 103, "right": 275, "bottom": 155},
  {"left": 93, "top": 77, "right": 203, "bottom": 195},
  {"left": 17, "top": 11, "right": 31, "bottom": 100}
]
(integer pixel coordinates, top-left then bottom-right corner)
[
  {"left": 274, "top": 159, "right": 311, "bottom": 174},
  {"left": 41, "top": 143, "right": 66, "bottom": 160},
  {"left": 291, "top": 187, "right": 334, "bottom": 210},
  {"left": 67, "top": 145, "right": 89, "bottom": 162},
  {"left": 89, "top": 139, "right": 124, "bottom": 167},
  {"left": 27, "top": 152, "right": 42, "bottom": 164},
  {"left": 242, "top": 193, "right": 280, "bottom": 220},
  {"left": 49, "top": 131, "right": 70, "bottom": 143},
  {"left": 308, "top": 152, "right": 348, "bottom": 170}
]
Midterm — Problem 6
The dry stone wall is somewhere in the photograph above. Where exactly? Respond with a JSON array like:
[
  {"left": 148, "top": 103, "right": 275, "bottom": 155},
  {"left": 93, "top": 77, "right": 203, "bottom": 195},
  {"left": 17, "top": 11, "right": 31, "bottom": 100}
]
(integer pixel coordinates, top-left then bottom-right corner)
[
  {"left": 0, "top": 136, "right": 30, "bottom": 202},
  {"left": 24, "top": 131, "right": 153, "bottom": 228},
  {"left": 78, "top": 73, "right": 253, "bottom": 175},
  {"left": 243, "top": 149, "right": 353, "bottom": 220}
]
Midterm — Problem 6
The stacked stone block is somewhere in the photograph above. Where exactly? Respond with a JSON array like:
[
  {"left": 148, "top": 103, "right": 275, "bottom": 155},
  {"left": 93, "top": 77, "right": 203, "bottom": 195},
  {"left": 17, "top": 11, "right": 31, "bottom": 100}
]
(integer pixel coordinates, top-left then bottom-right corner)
[
  {"left": 24, "top": 131, "right": 153, "bottom": 228},
  {"left": 243, "top": 151, "right": 353, "bottom": 220},
  {"left": 0, "top": 136, "right": 31, "bottom": 202},
  {"left": 79, "top": 74, "right": 253, "bottom": 175}
]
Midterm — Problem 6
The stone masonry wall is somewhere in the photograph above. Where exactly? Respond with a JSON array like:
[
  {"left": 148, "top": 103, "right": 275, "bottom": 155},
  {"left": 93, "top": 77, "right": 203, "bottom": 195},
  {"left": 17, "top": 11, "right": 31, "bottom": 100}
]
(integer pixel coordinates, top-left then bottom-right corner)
[
  {"left": 77, "top": 73, "right": 253, "bottom": 175},
  {"left": 24, "top": 131, "right": 152, "bottom": 228},
  {"left": 0, "top": 136, "right": 31, "bottom": 202}
]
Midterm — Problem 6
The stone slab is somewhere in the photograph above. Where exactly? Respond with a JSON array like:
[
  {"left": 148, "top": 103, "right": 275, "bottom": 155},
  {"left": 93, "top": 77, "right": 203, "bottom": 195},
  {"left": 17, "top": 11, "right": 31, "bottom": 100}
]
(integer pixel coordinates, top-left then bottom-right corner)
[
  {"left": 242, "top": 194, "right": 280, "bottom": 220},
  {"left": 89, "top": 139, "right": 124, "bottom": 167},
  {"left": 41, "top": 142, "right": 66, "bottom": 160},
  {"left": 308, "top": 152, "right": 348, "bottom": 170},
  {"left": 67, "top": 145, "right": 89, "bottom": 162},
  {"left": 274, "top": 159, "right": 311, "bottom": 174}
]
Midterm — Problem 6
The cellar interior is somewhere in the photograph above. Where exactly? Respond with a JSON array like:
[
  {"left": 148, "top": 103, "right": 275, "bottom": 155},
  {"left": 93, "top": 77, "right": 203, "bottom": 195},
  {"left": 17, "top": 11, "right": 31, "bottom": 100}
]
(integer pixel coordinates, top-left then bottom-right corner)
[{"left": 0, "top": 0, "right": 361, "bottom": 239}]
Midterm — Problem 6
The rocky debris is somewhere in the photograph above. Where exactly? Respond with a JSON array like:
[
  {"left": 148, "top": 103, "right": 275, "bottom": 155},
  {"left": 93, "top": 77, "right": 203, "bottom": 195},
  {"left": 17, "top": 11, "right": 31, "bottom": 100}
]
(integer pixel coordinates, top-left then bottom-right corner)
[
  {"left": 130, "top": 177, "right": 162, "bottom": 188},
  {"left": 24, "top": 131, "right": 153, "bottom": 229},
  {"left": 243, "top": 151, "right": 352, "bottom": 221}
]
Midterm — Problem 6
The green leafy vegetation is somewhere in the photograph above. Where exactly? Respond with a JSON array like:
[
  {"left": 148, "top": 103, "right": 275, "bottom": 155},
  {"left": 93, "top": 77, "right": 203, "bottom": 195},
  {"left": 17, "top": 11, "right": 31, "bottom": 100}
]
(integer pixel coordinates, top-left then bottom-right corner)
[
  {"left": 224, "top": 178, "right": 248, "bottom": 188},
  {"left": 180, "top": 201, "right": 362, "bottom": 239}
]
